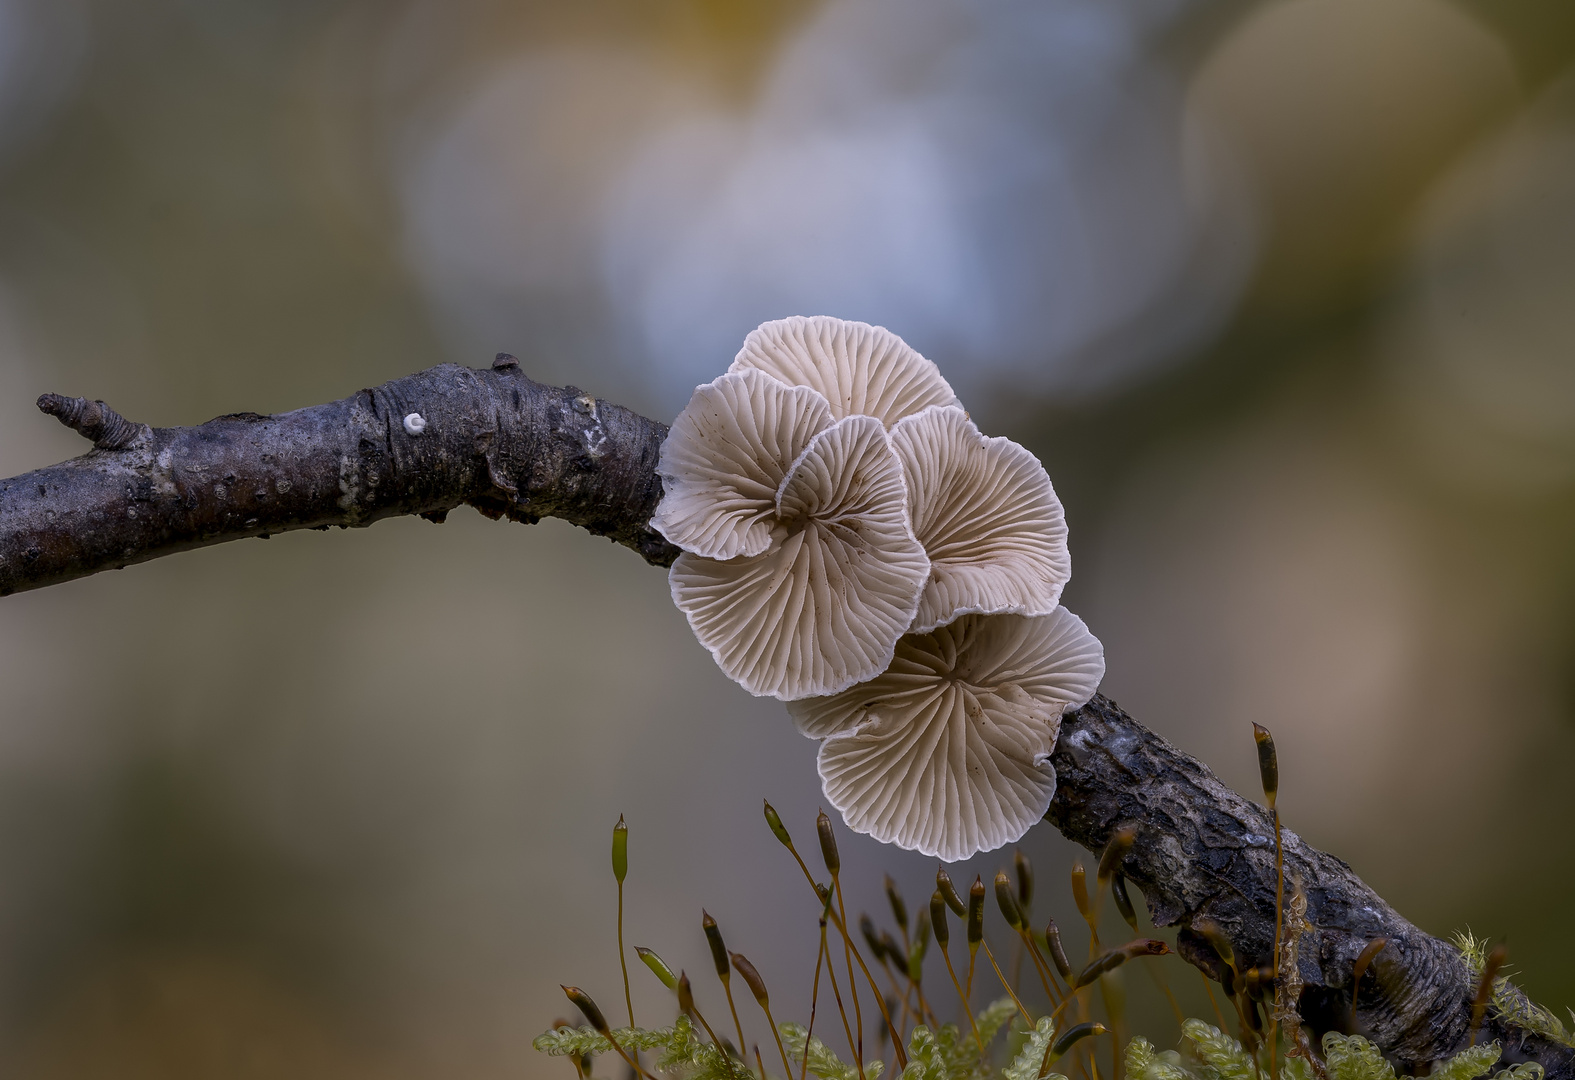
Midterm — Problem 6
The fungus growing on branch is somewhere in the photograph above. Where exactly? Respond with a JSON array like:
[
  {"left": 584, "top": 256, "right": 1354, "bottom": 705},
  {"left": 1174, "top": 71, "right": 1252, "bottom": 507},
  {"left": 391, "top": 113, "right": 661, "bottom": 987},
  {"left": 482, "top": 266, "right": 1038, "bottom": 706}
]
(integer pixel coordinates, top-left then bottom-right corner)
[
  {"left": 788, "top": 609, "right": 1105, "bottom": 862},
  {"left": 891, "top": 404, "right": 1070, "bottom": 633},
  {"left": 730, "top": 315, "right": 959, "bottom": 427},
  {"left": 652, "top": 369, "right": 832, "bottom": 560},
  {"left": 666, "top": 414, "right": 929, "bottom": 700}
]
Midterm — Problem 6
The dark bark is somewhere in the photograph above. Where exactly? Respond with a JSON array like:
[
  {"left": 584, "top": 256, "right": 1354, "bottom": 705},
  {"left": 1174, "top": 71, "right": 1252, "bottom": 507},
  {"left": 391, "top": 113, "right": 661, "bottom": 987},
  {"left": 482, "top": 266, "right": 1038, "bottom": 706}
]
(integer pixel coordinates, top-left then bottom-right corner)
[
  {"left": 0, "top": 357, "right": 676, "bottom": 596},
  {"left": 1050, "top": 695, "right": 1573, "bottom": 1077},
  {"left": 3, "top": 361, "right": 1568, "bottom": 1076}
]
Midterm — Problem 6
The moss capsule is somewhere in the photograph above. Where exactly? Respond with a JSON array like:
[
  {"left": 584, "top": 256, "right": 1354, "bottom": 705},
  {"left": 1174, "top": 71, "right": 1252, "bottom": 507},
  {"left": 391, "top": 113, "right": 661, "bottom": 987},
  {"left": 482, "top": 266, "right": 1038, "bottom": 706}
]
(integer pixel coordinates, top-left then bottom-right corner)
[
  {"left": 885, "top": 875, "right": 909, "bottom": 934},
  {"left": 702, "top": 911, "right": 730, "bottom": 980},
  {"left": 635, "top": 946, "right": 679, "bottom": 991},
  {"left": 936, "top": 866, "right": 967, "bottom": 917},
  {"left": 967, "top": 876, "right": 986, "bottom": 947},
  {"left": 994, "top": 870, "right": 1024, "bottom": 930},
  {"left": 1252, "top": 724, "right": 1279, "bottom": 809},
  {"left": 816, "top": 811, "right": 840, "bottom": 877},
  {"left": 763, "top": 801, "right": 793, "bottom": 849},
  {"left": 612, "top": 815, "right": 628, "bottom": 884},
  {"left": 562, "top": 985, "right": 610, "bottom": 1034}
]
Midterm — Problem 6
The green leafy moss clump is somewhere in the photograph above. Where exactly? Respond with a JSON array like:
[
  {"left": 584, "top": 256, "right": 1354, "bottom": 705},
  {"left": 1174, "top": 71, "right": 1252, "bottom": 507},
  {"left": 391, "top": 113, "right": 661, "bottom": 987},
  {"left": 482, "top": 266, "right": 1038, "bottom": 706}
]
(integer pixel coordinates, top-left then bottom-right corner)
[
  {"left": 536, "top": 808, "right": 1572, "bottom": 1080},
  {"left": 1456, "top": 931, "right": 1575, "bottom": 1051},
  {"left": 536, "top": 1014, "right": 1548, "bottom": 1080}
]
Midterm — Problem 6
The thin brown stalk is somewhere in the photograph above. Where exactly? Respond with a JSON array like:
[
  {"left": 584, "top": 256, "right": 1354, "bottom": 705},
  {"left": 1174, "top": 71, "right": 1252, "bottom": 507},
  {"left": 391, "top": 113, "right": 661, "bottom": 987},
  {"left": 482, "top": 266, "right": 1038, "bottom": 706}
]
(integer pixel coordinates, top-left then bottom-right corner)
[
  {"left": 940, "top": 944, "right": 983, "bottom": 1056},
  {"left": 1270, "top": 804, "right": 1285, "bottom": 1080},
  {"left": 618, "top": 882, "right": 634, "bottom": 1028},
  {"left": 911, "top": 974, "right": 940, "bottom": 1032},
  {"left": 983, "top": 940, "right": 1033, "bottom": 1023},
  {"left": 868, "top": 946, "right": 910, "bottom": 1035},
  {"left": 761, "top": 1001, "right": 793, "bottom": 1080},
  {"left": 802, "top": 918, "right": 829, "bottom": 1080},
  {"left": 830, "top": 916, "right": 905, "bottom": 1067},
  {"left": 691, "top": 995, "right": 732, "bottom": 1064},
  {"left": 779, "top": 850, "right": 905, "bottom": 1066},
  {"left": 1017, "top": 928, "right": 1064, "bottom": 1006},
  {"left": 830, "top": 879, "right": 866, "bottom": 1080},
  {"left": 823, "top": 926, "right": 860, "bottom": 1080},
  {"left": 1470, "top": 944, "right": 1506, "bottom": 1047},
  {"left": 1098, "top": 972, "right": 1124, "bottom": 1080},
  {"left": 606, "top": 1031, "right": 660, "bottom": 1080},
  {"left": 1200, "top": 969, "right": 1228, "bottom": 1030},
  {"left": 724, "top": 982, "right": 749, "bottom": 1070},
  {"left": 1147, "top": 961, "right": 1185, "bottom": 1027}
]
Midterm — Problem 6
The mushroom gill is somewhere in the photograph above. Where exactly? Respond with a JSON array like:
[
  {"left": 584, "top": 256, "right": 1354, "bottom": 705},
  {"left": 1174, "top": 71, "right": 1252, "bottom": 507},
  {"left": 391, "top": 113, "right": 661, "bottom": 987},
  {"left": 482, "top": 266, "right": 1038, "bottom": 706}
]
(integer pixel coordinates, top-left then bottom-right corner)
[
  {"left": 669, "top": 414, "right": 930, "bottom": 701},
  {"left": 730, "top": 316, "right": 959, "bottom": 428},
  {"left": 891, "top": 405, "right": 1070, "bottom": 633},
  {"left": 651, "top": 369, "right": 832, "bottom": 560},
  {"left": 787, "top": 609, "right": 1105, "bottom": 862}
]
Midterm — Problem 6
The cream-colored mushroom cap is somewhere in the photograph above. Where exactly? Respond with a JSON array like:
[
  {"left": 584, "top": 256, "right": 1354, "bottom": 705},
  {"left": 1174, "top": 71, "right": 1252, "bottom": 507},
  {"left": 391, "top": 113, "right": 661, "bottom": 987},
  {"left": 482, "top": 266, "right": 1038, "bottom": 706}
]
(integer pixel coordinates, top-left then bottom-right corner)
[
  {"left": 730, "top": 316, "right": 959, "bottom": 428},
  {"left": 788, "top": 609, "right": 1104, "bottom": 862},
  {"left": 892, "top": 405, "right": 1070, "bottom": 633},
  {"left": 669, "top": 414, "right": 930, "bottom": 701},
  {"left": 651, "top": 369, "right": 833, "bottom": 560}
]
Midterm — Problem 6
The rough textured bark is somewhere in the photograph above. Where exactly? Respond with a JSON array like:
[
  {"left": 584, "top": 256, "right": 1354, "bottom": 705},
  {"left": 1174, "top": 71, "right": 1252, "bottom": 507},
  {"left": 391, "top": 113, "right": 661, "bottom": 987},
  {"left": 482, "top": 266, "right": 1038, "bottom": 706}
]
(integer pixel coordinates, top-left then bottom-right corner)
[
  {"left": 1050, "top": 695, "right": 1573, "bottom": 1077},
  {"left": 2, "top": 361, "right": 1568, "bottom": 1076},
  {"left": 1, "top": 357, "right": 677, "bottom": 596}
]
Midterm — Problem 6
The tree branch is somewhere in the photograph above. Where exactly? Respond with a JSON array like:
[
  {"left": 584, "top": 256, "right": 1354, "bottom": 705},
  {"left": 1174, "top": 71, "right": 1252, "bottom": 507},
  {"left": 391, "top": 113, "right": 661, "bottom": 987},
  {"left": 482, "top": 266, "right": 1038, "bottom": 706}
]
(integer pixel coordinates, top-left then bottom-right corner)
[
  {"left": 3, "top": 361, "right": 1568, "bottom": 1075},
  {"left": 0, "top": 356, "right": 676, "bottom": 596},
  {"left": 1051, "top": 696, "right": 1573, "bottom": 1077}
]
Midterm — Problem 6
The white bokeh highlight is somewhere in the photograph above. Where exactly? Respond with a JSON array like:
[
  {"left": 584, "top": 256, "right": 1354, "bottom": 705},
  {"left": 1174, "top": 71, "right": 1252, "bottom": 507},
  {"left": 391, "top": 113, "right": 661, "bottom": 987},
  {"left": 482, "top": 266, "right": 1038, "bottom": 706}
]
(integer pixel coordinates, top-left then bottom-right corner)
[{"left": 397, "top": 0, "right": 1256, "bottom": 417}]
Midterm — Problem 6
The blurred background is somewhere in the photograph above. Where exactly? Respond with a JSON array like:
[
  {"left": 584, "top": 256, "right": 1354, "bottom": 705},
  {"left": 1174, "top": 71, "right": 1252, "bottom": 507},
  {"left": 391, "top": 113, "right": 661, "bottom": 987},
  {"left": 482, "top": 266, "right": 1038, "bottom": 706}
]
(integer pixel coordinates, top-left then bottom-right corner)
[{"left": 0, "top": 0, "right": 1572, "bottom": 1075}]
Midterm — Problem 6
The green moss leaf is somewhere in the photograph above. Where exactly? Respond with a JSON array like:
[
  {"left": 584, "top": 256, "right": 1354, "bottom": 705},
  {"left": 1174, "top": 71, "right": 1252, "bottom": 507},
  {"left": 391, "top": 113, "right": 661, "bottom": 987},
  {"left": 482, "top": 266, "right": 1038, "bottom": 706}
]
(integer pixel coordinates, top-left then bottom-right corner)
[
  {"left": 1424, "top": 1041, "right": 1500, "bottom": 1080},
  {"left": 975, "top": 998, "right": 1021, "bottom": 1051},
  {"left": 1180, "top": 1020, "right": 1256, "bottom": 1080},
  {"left": 1124, "top": 1037, "right": 1191, "bottom": 1080},
  {"left": 1320, "top": 1032, "right": 1396, "bottom": 1080},
  {"left": 780, "top": 1022, "right": 885, "bottom": 1080},
  {"left": 1003, "top": 1016, "right": 1064, "bottom": 1080}
]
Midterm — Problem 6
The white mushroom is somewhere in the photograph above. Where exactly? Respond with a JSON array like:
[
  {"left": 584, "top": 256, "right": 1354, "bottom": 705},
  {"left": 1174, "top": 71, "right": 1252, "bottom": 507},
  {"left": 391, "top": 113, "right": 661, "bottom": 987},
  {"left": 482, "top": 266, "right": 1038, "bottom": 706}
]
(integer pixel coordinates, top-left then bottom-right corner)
[
  {"left": 787, "top": 609, "right": 1105, "bottom": 862},
  {"left": 730, "top": 316, "right": 959, "bottom": 428},
  {"left": 669, "top": 414, "right": 930, "bottom": 701},
  {"left": 651, "top": 369, "right": 833, "bottom": 560},
  {"left": 891, "top": 405, "right": 1070, "bottom": 633}
]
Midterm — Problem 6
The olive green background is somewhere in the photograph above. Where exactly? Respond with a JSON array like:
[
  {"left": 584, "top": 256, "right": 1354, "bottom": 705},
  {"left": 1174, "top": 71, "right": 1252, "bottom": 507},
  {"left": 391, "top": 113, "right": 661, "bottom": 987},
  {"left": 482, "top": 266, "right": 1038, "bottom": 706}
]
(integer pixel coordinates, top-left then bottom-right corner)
[{"left": 0, "top": 1, "right": 1572, "bottom": 1076}]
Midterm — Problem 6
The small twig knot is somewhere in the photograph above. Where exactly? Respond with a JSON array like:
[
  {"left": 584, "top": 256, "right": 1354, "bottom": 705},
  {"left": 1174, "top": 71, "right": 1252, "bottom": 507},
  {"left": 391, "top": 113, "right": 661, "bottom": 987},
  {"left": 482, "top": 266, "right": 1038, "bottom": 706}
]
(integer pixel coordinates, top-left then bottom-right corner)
[{"left": 36, "top": 394, "right": 148, "bottom": 450}]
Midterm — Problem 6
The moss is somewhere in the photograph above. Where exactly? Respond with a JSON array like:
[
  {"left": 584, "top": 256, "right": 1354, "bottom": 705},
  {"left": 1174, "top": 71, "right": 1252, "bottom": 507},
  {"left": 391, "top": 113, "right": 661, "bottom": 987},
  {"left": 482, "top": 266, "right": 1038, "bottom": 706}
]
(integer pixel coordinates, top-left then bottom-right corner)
[{"left": 1455, "top": 931, "right": 1575, "bottom": 1051}]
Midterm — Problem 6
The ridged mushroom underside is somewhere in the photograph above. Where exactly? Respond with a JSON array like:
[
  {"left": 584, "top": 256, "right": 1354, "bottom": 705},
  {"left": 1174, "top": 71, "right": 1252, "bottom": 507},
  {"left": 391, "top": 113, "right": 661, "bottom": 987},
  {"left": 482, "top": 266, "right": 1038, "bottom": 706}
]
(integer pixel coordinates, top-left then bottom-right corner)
[
  {"left": 669, "top": 414, "right": 930, "bottom": 701},
  {"left": 892, "top": 405, "right": 1070, "bottom": 633},
  {"left": 788, "top": 609, "right": 1105, "bottom": 862},
  {"left": 651, "top": 369, "right": 833, "bottom": 560},
  {"left": 730, "top": 315, "right": 959, "bottom": 428}
]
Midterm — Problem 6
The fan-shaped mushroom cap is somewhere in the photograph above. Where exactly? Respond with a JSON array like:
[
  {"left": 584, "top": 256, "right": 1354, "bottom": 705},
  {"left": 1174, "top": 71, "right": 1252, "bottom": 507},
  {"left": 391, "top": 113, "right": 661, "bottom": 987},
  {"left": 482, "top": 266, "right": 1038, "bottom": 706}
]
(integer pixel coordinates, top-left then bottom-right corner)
[
  {"left": 651, "top": 369, "right": 833, "bottom": 560},
  {"left": 730, "top": 316, "right": 959, "bottom": 428},
  {"left": 892, "top": 406, "right": 1070, "bottom": 633},
  {"left": 669, "top": 414, "right": 930, "bottom": 700},
  {"left": 787, "top": 609, "right": 1104, "bottom": 863}
]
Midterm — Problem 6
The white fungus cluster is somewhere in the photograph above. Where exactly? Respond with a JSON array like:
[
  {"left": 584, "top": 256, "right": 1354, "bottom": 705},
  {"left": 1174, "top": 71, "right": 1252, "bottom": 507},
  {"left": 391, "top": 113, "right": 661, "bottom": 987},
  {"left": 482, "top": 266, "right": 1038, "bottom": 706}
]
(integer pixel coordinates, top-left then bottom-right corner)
[{"left": 652, "top": 316, "right": 1105, "bottom": 862}]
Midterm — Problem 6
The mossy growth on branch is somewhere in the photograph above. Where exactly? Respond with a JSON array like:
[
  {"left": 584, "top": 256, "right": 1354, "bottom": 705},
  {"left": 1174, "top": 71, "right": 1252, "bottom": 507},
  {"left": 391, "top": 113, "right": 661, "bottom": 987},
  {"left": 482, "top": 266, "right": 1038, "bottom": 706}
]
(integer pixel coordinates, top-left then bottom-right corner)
[
  {"left": 1455, "top": 931, "right": 1575, "bottom": 1051},
  {"left": 536, "top": 1014, "right": 1547, "bottom": 1080},
  {"left": 534, "top": 803, "right": 1569, "bottom": 1080}
]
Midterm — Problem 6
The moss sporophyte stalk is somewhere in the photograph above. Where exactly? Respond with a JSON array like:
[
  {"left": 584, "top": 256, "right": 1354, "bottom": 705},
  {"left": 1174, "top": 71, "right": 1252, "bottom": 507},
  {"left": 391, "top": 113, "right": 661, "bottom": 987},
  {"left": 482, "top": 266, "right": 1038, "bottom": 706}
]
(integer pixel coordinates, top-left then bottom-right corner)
[{"left": 538, "top": 801, "right": 1562, "bottom": 1080}]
